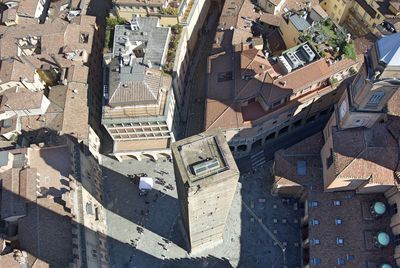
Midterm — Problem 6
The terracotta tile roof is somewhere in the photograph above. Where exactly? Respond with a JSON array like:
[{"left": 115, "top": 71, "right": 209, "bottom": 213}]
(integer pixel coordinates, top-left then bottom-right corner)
[
  {"left": 19, "top": 83, "right": 89, "bottom": 140},
  {"left": 282, "top": 0, "right": 319, "bottom": 12},
  {"left": 260, "top": 13, "right": 281, "bottom": 27},
  {"left": 1, "top": 8, "right": 17, "bottom": 23},
  {"left": 15, "top": 146, "right": 74, "bottom": 267},
  {"left": 0, "top": 91, "right": 44, "bottom": 112},
  {"left": 0, "top": 19, "right": 69, "bottom": 59},
  {"left": 115, "top": 0, "right": 166, "bottom": 6},
  {"left": 19, "top": 86, "right": 65, "bottom": 132},
  {"left": 274, "top": 133, "right": 324, "bottom": 186},
  {"left": 390, "top": 0, "right": 400, "bottom": 11},
  {"left": 388, "top": 90, "right": 400, "bottom": 117},
  {"left": 274, "top": 58, "right": 356, "bottom": 92},
  {"left": 206, "top": 0, "right": 356, "bottom": 131},
  {"left": 19, "top": 167, "right": 38, "bottom": 202},
  {"left": 0, "top": 58, "right": 35, "bottom": 83},
  {"left": 268, "top": 0, "right": 283, "bottom": 5},
  {"left": 205, "top": 48, "right": 357, "bottom": 130},
  {"left": 67, "top": 65, "right": 89, "bottom": 84},
  {"left": 0, "top": 16, "right": 95, "bottom": 60},
  {"left": 329, "top": 122, "right": 399, "bottom": 186},
  {"left": 61, "top": 82, "right": 89, "bottom": 139},
  {"left": 17, "top": 0, "right": 42, "bottom": 18},
  {"left": 1, "top": 168, "right": 27, "bottom": 220},
  {"left": 273, "top": 133, "right": 395, "bottom": 267},
  {"left": 0, "top": 250, "right": 29, "bottom": 268}
]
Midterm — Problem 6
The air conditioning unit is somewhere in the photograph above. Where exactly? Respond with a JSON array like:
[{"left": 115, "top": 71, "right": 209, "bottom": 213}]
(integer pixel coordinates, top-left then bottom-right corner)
[{"left": 301, "top": 44, "right": 316, "bottom": 62}]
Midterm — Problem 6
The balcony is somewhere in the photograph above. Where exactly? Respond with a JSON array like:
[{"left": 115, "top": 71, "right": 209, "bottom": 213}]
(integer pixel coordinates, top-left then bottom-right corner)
[
  {"left": 300, "top": 18, "right": 356, "bottom": 61},
  {"left": 178, "top": 0, "right": 197, "bottom": 25}
]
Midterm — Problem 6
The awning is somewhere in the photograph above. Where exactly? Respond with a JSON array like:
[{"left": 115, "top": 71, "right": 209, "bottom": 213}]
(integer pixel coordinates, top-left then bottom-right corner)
[{"left": 139, "top": 177, "right": 153, "bottom": 191}]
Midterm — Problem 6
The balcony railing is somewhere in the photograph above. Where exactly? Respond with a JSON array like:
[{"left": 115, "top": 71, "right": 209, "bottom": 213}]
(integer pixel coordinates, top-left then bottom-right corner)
[{"left": 178, "top": 0, "right": 198, "bottom": 25}]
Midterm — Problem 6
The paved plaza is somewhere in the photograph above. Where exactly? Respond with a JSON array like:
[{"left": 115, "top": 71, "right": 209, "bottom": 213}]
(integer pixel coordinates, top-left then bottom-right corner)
[{"left": 102, "top": 156, "right": 303, "bottom": 268}]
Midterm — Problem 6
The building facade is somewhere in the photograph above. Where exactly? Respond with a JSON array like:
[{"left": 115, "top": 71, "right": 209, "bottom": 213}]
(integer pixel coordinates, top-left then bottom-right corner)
[
  {"left": 321, "top": 33, "right": 400, "bottom": 192},
  {"left": 171, "top": 129, "right": 240, "bottom": 253},
  {"left": 273, "top": 32, "right": 400, "bottom": 267},
  {"left": 113, "top": 0, "right": 179, "bottom": 26},
  {"left": 206, "top": 43, "right": 357, "bottom": 158},
  {"left": 320, "top": 0, "right": 389, "bottom": 36}
]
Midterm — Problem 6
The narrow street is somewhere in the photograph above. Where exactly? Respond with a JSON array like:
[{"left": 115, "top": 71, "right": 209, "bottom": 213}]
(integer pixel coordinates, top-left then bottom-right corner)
[
  {"left": 184, "top": 8, "right": 220, "bottom": 137},
  {"left": 236, "top": 115, "right": 330, "bottom": 172}
]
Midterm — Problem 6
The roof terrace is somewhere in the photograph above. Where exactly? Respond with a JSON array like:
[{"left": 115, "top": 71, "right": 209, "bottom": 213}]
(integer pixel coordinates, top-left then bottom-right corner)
[{"left": 300, "top": 18, "right": 357, "bottom": 61}]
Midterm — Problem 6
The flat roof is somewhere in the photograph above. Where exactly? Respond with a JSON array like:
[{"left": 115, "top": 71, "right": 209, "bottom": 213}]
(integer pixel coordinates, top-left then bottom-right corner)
[{"left": 172, "top": 130, "right": 239, "bottom": 185}]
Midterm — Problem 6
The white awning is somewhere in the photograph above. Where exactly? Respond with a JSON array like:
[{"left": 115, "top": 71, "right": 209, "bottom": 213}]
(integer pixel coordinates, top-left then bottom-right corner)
[{"left": 139, "top": 177, "right": 153, "bottom": 191}]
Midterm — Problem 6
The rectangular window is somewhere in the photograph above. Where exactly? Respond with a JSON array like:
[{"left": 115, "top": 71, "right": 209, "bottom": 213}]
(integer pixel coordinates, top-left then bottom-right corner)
[
  {"left": 394, "top": 234, "right": 400, "bottom": 246},
  {"left": 337, "top": 238, "right": 344, "bottom": 245},
  {"left": 367, "top": 91, "right": 384, "bottom": 107},
  {"left": 337, "top": 258, "right": 345, "bottom": 265},
  {"left": 308, "top": 201, "right": 319, "bottom": 207},
  {"left": 334, "top": 200, "right": 342, "bottom": 206},
  {"left": 335, "top": 218, "right": 343, "bottom": 225},
  {"left": 326, "top": 149, "right": 334, "bottom": 168},
  {"left": 311, "top": 258, "right": 321, "bottom": 265},
  {"left": 310, "top": 238, "right": 320, "bottom": 245},
  {"left": 392, "top": 203, "right": 398, "bottom": 215},
  {"left": 272, "top": 100, "right": 281, "bottom": 107},
  {"left": 309, "top": 219, "right": 320, "bottom": 225}
]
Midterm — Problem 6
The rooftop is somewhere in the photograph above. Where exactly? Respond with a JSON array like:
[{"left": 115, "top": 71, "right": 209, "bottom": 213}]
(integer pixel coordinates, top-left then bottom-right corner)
[
  {"left": 16, "top": 0, "right": 42, "bottom": 18},
  {"left": 4, "top": 145, "right": 74, "bottom": 266},
  {"left": 325, "top": 121, "right": 399, "bottom": 189},
  {"left": 171, "top": 130, "right": 239, "bottom": 185},
  {"left": 273, "top": 133, "right": 395, "bottom": 267},
  {"left": 105, "top": 17, "right": 171, "bottom": 108},
  {"left": 205, "top": 45, "right": 356, "bottom": 130},
  {"left": 376, "top": 32, "right": 400, "bottom": 68},
  {"left": 0, "top": 58, "right": 36, "bottom": 83},
  {"left": 288, "top": 13, "right": 311, "bottom": 31},
  {"left": 0, "top": 15, "right": 96, "bottom": 60},
  {"left": 0, "top": 91, "right": 44, "bottom": 112},
  {"left": 114, "top": 0, "right": 166, "bottom": 6},
  {"left": 300, "top": 18, "right": 357, "bottom": 61}
]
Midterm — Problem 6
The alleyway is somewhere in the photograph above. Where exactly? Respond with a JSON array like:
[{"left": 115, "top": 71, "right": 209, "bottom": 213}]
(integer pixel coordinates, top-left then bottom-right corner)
[{"left": 184, "top": 8, "right": 220, "bottom": 137}]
